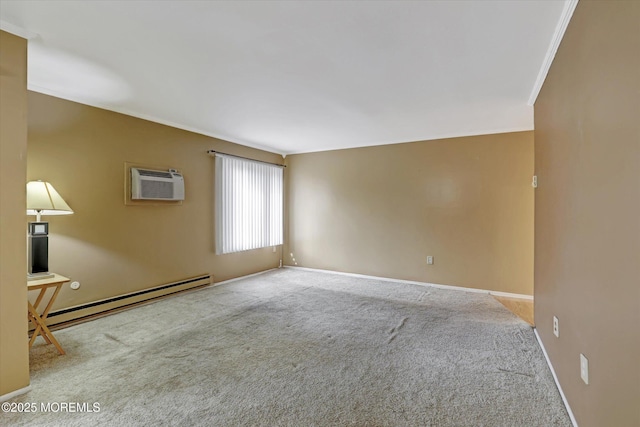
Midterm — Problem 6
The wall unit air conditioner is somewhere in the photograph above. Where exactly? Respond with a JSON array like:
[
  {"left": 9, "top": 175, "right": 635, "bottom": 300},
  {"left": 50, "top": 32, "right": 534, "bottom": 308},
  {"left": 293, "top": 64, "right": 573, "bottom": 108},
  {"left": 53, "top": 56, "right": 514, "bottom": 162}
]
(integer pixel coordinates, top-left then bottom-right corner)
[{"left": 131, "top": 167, "right": 185, "bottom": 201}]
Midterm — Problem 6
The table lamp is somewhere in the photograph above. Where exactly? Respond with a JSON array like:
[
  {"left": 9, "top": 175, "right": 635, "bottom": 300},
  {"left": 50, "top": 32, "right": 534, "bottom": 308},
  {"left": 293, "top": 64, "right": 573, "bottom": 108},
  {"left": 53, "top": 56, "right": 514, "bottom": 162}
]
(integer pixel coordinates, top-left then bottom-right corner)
[{"left": 26, "top": 181, "right": 73, "bottom": 280}]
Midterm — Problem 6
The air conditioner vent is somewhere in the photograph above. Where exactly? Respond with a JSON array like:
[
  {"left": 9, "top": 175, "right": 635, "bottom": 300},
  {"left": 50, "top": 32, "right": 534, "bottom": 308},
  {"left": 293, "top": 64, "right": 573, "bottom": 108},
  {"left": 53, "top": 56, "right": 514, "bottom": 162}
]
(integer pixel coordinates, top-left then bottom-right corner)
[
  {"left": 138, "top": 170, "right": 173, "bottom": 179},
  {"left": 131, "top": 167, "right": 185, "bottom": 201},
  {"left": 140, "top": 180, "right": 174, "bottom": 199}
]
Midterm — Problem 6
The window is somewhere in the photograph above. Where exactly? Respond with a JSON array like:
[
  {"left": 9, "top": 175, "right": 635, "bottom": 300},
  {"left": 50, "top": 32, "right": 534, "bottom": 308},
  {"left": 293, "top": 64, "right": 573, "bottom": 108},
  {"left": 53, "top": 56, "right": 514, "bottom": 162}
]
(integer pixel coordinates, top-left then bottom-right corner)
[{"left": 215, "top": 154, "right": 283, "bottom": 254}]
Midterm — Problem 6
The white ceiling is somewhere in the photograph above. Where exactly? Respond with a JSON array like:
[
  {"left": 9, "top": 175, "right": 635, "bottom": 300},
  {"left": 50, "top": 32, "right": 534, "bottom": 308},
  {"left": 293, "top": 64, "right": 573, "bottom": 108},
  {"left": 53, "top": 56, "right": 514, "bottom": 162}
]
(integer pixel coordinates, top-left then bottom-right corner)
[{"left": 1, "top": 1, "right": 571, "bottom": 155}]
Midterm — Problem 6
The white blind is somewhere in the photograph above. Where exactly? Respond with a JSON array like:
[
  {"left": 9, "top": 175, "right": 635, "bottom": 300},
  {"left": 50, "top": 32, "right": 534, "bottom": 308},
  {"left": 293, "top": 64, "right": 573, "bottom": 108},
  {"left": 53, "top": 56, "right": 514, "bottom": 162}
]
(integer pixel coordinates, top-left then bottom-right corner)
[{"left": 215, "top": 154, "right": 283, "bottom": 254}]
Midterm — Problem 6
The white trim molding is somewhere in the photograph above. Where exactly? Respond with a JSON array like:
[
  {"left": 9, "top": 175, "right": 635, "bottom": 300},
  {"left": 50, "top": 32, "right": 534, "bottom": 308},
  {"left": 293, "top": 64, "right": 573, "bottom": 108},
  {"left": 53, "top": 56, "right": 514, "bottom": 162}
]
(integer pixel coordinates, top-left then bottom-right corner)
[
  {"left": 25, "top": 84, "right": 284, "bottom": 157},
  {"left": 284, "top": 266, "right": 533, "bottom": 300},
  {"left": 0, "top": 20, "right": 38, "bottom": 40},
  {"left": 489, "top": 290, "right": 534, "bottom": 300},
  {"left": 0, "top": 385, "right": 31, "bottom": 403},
  {"left": 214, "top": 268, "right": 278, "bottom": 286},
  {"left": 527, "top": 0, "right": 579, "bottom": 106},
  {"left": 534, "top": 329, "right": 579, "bottom": 427}
]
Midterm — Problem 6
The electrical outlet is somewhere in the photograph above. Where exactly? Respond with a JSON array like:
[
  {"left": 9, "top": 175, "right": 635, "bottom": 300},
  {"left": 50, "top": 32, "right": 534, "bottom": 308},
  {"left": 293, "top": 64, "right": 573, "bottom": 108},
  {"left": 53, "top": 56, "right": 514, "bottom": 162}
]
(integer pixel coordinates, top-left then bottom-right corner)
[
  {"left": 580, "top": 354, "right": 589, "bottom": 384},
  {"left": 553, "top": 316, "right": 559, "bottom": 337},
  {"left": 427, "top": 256, "right": 434, "bottom": 265}
]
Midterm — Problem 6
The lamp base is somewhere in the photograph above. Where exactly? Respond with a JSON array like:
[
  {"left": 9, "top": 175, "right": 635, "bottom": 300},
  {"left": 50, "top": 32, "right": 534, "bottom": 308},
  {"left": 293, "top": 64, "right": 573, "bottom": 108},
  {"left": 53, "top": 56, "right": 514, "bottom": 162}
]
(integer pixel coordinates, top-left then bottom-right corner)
[
  {"left": 28, "top": 221, "right": 50, "bottom": 279},
  {"left": 27, "top": 272, "right": 55, "bottom": 281}
]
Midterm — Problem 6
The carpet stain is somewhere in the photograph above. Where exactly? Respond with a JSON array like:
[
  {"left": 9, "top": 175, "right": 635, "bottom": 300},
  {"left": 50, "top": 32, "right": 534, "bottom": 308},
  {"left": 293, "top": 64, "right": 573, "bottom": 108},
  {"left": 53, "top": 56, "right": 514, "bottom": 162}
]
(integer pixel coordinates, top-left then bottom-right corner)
[{"left": 104, "top": 333, "right": 129, "bottom": 346}]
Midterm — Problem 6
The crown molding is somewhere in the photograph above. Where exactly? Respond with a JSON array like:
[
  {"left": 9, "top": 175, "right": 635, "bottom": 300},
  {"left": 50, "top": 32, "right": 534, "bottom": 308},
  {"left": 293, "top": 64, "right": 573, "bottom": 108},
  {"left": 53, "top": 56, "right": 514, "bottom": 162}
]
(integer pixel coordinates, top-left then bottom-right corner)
[
  {"left": 28, "top": 83, "right": 285, "bottom": 157},
  {"left": 527, "top": 0, "right": 579, "bottom": 106},
  {"left": 0, "top": 20, "right": 38, "bottom": 40}
]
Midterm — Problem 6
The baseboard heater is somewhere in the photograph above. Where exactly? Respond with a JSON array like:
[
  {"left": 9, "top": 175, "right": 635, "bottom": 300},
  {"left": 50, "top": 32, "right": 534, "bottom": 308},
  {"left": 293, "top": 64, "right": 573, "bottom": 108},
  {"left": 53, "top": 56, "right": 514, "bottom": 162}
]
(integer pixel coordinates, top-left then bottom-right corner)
[{"left": 43, "top": 274, "right": 211, "bottom": 330}]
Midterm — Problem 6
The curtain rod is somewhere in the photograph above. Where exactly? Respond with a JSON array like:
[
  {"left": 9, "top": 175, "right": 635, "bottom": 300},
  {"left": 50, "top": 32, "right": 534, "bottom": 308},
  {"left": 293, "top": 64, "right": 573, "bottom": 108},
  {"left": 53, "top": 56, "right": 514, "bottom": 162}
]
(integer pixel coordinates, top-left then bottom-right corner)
[{"left": 207, "top": 150, "right": 286, "bottom": 168}]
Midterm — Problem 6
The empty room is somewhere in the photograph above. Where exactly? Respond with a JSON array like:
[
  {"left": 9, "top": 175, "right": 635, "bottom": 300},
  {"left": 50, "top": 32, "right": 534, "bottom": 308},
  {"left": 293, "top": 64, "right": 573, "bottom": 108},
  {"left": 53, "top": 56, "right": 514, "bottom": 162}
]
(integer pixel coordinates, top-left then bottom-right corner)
[{"left": 0, "top": 1, "right": 637, "bottom": 426}]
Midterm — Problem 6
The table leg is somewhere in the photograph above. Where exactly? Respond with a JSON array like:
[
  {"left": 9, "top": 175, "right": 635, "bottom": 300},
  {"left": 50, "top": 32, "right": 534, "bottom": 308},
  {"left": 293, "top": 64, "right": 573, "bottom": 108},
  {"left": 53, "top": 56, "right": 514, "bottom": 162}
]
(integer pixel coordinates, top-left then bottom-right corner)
[
  {"left": 28, "top": 303, "right": 65, "bottom": 355},
  {"left": 38, "top": 285, "right": 61, "bottom": 345}
]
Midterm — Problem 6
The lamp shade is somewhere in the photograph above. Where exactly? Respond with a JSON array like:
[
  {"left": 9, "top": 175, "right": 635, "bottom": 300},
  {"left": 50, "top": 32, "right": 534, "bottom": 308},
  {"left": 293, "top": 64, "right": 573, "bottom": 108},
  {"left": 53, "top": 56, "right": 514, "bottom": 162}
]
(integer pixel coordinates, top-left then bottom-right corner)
[{"left": 26, "top": 181, "right": 74, "bottom": 216}]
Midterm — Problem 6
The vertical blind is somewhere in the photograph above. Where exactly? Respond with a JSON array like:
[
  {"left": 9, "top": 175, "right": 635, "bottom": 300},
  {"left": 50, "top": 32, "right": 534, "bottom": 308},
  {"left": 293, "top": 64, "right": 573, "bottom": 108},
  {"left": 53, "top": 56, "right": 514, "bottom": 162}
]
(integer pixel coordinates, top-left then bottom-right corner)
[{"left": 215, "top": 154, "right": 283, "bottom": 254}]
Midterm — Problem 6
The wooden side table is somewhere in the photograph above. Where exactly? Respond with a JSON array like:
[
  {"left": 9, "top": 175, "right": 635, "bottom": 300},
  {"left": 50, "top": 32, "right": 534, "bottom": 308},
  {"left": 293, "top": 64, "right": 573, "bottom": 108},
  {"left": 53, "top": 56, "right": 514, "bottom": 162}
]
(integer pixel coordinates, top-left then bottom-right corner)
[{"left": 27, "top": 274, "right": 69, "bottom": 355}]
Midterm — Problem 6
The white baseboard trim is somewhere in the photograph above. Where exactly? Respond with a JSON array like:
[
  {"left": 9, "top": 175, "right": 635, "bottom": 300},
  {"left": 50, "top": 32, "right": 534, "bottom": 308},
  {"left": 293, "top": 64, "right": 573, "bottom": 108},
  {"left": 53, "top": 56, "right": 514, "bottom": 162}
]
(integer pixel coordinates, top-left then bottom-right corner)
[
  {"left": 283, "top": 266, "right": 533, "bottom": 300},
  {"left": 489, "top": 290, "right": 534, "bottom": 300},
  {"left": 0, "top": 385, "right": 31, "bottom": 402},
  {"left": 534, "top": 328, "right": 578, "bottom": 427},
  {"left": 214, "top": 268, "right": 278, "bottom": 286}
]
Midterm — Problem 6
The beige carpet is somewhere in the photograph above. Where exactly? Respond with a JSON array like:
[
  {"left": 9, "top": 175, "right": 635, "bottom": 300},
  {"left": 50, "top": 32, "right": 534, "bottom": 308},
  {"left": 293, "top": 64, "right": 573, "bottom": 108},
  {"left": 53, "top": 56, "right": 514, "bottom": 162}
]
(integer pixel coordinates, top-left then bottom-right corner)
[{"left": 5, "top": 268, "right": 570, "bottom": 426}]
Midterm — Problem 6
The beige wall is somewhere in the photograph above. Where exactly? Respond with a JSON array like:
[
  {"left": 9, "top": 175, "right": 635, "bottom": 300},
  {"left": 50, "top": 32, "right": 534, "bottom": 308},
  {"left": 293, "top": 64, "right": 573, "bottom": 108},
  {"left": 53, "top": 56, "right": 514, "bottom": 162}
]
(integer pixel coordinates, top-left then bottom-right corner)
[
  {"left": 27, "top": 92, "right": 283, "bottom": 313},
  {"left": 0, "top": 31, "right": 30, "bottom": 396},
  {"left": 534, "top": 1, "right": 639, "bottom": 426},
  {"left": 285, "top": 131, "right": 534, "bottom": 295}
]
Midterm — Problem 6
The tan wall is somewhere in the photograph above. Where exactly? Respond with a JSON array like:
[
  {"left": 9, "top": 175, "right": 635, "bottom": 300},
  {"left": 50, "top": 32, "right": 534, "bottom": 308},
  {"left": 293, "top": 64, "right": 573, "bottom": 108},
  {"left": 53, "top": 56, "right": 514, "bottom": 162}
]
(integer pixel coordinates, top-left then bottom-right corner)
[
  {"left": 285, "top": 131, "right": 534, "bottom": 295},
  {"left": 0, "top": 31, "right": 30, "bottom": 396},
  {"left": 27, "top": 92, "right": 283, "bottom": 313},
  {"left": 534, "top": 1, "right": 639, "bottom": 426}
]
